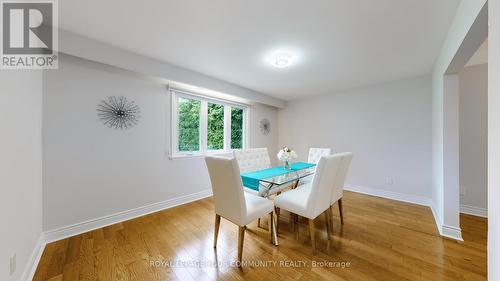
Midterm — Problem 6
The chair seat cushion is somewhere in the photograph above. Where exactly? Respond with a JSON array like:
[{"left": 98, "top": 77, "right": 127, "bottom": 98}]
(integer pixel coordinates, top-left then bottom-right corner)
[
  {"left": 274, "top": 183, "right": 313, "bottom": 219},
  {"left": 242, "top": 193, "right": 274, "bottom": 225}
]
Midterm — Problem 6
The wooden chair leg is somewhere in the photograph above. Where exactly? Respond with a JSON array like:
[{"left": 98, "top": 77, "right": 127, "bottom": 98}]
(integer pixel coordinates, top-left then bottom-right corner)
[
  {"left": 214, "top": 214, "right": 221, "bottom": 248},
  {"left": 308, "top": 218, "right": 316, "bottom": 253},
  {"left": 324, "top": 211, "right": 331, "bottom": 240},
  {"left": 258, "top": 218, "right": 261, "bottom": 227},
  {"left": 290, "top": 212, "right": 295, "bottom": 232},
  {"left": 238, "top": 226, "right": 245, "bottom": 263},
  {"left": 295, "top": 214, "right": 299, "bottom": 240},
  {"left": 329, "top": 206, "right": 335, "bottom": 234},
  {"left": 338, "top": 198, "right": 344, "bottom": 225}
]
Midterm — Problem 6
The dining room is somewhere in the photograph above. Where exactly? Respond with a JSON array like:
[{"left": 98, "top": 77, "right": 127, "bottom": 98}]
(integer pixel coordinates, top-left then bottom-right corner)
[
  {"left": 32, "top": 52, "right": 486, "bottom": 279},
  {"left": 2, "top": 1, "right": 495, "bottom": 280}
]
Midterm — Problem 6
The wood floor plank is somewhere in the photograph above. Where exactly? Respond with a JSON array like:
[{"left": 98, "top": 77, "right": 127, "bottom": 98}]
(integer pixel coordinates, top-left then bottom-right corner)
[{"left": 32, "top": 191, "right": 487, "bottom": 281}]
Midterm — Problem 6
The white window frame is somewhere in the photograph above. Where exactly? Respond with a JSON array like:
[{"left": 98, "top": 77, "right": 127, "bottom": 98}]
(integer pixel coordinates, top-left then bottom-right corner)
[{"left": 170, "top": 88, "right": 249, "bottom": 159}]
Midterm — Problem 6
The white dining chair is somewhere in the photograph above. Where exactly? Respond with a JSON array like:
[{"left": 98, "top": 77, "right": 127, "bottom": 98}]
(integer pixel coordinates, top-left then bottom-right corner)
[
  {"left": 308, "top": 148, "right": 332, "bottom": 164},
  {"left": 233, "top": 148, "right": 272, "bottom": 174},
  {"left": 301, "top": 148, "right": 332, "bottom": 184},
  {"left": 205, "top": 156, "right": 278, "bottom": 263},
  {"left": 327, "top": 152, "right": 353, "bottom": 230},
  {"left": 274, "top": 154, "right": 343, "bottom": 252},
  {"left": 233, "top": 148, "right": 275, "bottom": 227},
  {"left": 233, "top": 148, "right": 273, "bottom": 195}
]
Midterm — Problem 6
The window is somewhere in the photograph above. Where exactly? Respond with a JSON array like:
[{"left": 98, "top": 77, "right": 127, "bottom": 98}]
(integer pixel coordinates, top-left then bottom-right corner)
[
  {"left": 178, "top": 97, "right": 200, "bottom": 152},
  {"left": 171, "top": 89, "right": 248, "bottom": 158},
  {"left": 231, "top": 107, "right": 244, "bottom": 149},
  {"left": 207, "top": 103, "right": 224, "bottom": 150}
]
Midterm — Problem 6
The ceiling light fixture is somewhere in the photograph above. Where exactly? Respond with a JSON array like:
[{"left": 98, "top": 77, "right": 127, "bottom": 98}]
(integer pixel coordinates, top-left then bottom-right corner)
[{"left": 272, "top": 54, "right": 293, "bottom": 68}]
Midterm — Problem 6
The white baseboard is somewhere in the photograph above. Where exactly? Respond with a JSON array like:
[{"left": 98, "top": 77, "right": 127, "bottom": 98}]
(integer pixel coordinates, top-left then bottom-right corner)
[
  {"left": 344, "top": 184, "right": 432, "bottom": 206},
  {"left": 441, "top": 224, "right": 464, "bottom": 241},
  {"left": 21, "top": 233, "right": 46, "bottom": 281},
  {"left": 345, "top": 184, "right": 464, "bottom": 241},
  {"left": 429, "top": 202, "right": 442, "bottom": 232},
  {"left": 460, "top": 204, "right": 488, "bottom": 218},
  {"left": 44, "top": 189, "right": 213, "bottom": 243}
]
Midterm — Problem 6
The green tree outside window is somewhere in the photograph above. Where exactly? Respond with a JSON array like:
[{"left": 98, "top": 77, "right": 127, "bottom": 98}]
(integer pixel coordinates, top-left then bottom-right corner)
[
  {"left": 178, "top": 97, "right": 200, "bottom": 151},
  {"left": 177, "top": 96, "right": 244, "bottom": 152},
  {"left": 231, "top": 107, "right": 243, "bottom": 149},
  {"left": 207, "top": 103, "right": 224, "bottom": 150}
]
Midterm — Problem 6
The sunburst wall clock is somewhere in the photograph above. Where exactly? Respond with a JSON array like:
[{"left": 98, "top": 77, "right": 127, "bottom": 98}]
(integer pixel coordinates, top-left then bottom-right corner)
[
  {"left": 97, "top": 96, "right": 141, "bottom": 130},
  {"left": 260, "top": 118, "right": 271, "bottom": 135}
]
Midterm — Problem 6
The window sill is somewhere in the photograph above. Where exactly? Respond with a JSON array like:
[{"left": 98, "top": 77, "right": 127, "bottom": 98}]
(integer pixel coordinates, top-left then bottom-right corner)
[{"left": 168, "top": 150, "right": 233, "bottom": 160}]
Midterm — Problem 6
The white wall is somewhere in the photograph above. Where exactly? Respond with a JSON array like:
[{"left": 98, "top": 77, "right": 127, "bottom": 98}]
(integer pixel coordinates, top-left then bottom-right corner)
[
  {"left": 431, "top": 0, "right": 487, "bottom": 239},
  {"left": 42, "top": 55, "right": 279, "bottom": 232},
  {"left": 0, "top": 70, "right": 43, "bottom": 281},
  {"left": 489, "top": 0, "right": 500, "bottom": 279},
  {"left": 459, "top": 64, "right": 488, "bottom": 212},
  {"left": 278, "top": 76, "right": 432, "bottom": 201},
  {"left": 251, "top": 104, "right": 279, "bottom": 164}
]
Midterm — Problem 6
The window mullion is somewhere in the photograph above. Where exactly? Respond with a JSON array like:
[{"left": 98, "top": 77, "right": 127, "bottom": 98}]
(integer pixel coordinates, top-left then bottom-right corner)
[
  {"left": 224, "top": 106, "right": 231, "bottom": 151},
  {"left": 200, "top": 101, "right": 208, "bottom": 153},
  {"left": 244, "top": 108, "right": 249, "bottom": 149},
  {"left": 171, "top": 93, "right": 179, "bottom": 155}
]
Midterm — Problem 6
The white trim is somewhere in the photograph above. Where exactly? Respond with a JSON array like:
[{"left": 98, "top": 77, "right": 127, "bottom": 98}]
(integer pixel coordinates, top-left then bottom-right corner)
[
  {"left": 442, "top": 224, "right": 464, "bottom": 241},
  {"left": 169, "top": 87, "right": 180, "bottom": 157},
  {"left": 428, "top": 202, "right": 464, "bottom": 241},
  {"left": 430, "top": 203, "right": 443, "bottom": 233},
  {"left": 460, "top": 204, "right": 488, "bottom": 218},
  {"left": 169, "top": 89, "right": 249, "bottom": 159},
  {"left": 344, "top": 184, "right": 464, "bottom": 241},
  {"left": 200, "top": 100, "right": 208, "bottom": 153},
  {"left": 171, "top": 86, "right": 250, "bottom": 108},
  {"left": 224, "top": 105, "right": 231, "bottom": 150},
  {"left": 344, "top": 184, "right": 432, "bottom": 206},
  {"left": 243, "top": 107, "right": 250, "bottom": 149},
  {"left": 21, "top": 234, "right": 46, "bottom": 281},
  {"left": 169, "top": 151, "right": 232, "bottom": 160},
  {"left": 44, "top": 189, "right": 213, "bottom": 243}
]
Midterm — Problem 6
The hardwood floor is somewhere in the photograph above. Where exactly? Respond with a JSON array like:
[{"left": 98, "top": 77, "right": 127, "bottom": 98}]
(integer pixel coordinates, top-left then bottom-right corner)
[{"left": 33, "top": 191, "right": 487, "bottom": 281}]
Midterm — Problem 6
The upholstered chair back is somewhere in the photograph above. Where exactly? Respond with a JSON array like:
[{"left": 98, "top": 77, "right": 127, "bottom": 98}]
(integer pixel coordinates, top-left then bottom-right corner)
[
  {"left": 331, "top": 152, "right": 354, "bottom": 204},
  {"left": 307, "top": 148, "right": 332, "bottom": 164},
  {"left": 233, "top": 148, "right": 271, "bottom": 173},
  {"left": 307, "top": 154, "right": 343, "bottom": 218},
  {"left": 205, "top": 156, "right": 246, "bottom": 224}
]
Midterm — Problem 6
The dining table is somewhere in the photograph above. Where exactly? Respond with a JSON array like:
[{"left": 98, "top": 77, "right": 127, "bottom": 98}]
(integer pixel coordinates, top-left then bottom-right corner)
[{"left": 240, "top": 162, "right": 317, "bottom": 197}]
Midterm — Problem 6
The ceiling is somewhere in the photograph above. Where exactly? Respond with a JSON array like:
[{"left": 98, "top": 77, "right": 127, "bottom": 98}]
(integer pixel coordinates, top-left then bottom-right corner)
[{"left": 59, "top": 0, "right": 461, "bottom": 101}]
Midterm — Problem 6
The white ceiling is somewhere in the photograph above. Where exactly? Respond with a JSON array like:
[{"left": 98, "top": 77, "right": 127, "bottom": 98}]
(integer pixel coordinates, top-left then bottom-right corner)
[{"left": 59, "top": 0, "right": 461, "bottom": 101}]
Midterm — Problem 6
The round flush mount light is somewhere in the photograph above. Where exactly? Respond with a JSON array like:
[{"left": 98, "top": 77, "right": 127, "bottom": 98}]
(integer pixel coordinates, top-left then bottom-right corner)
[
  {"left": 263, "top": 48, "right": 302, "bottom": 69},
  {"left": 272, "top": 54, "right": 293, "bottom": 68}
]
